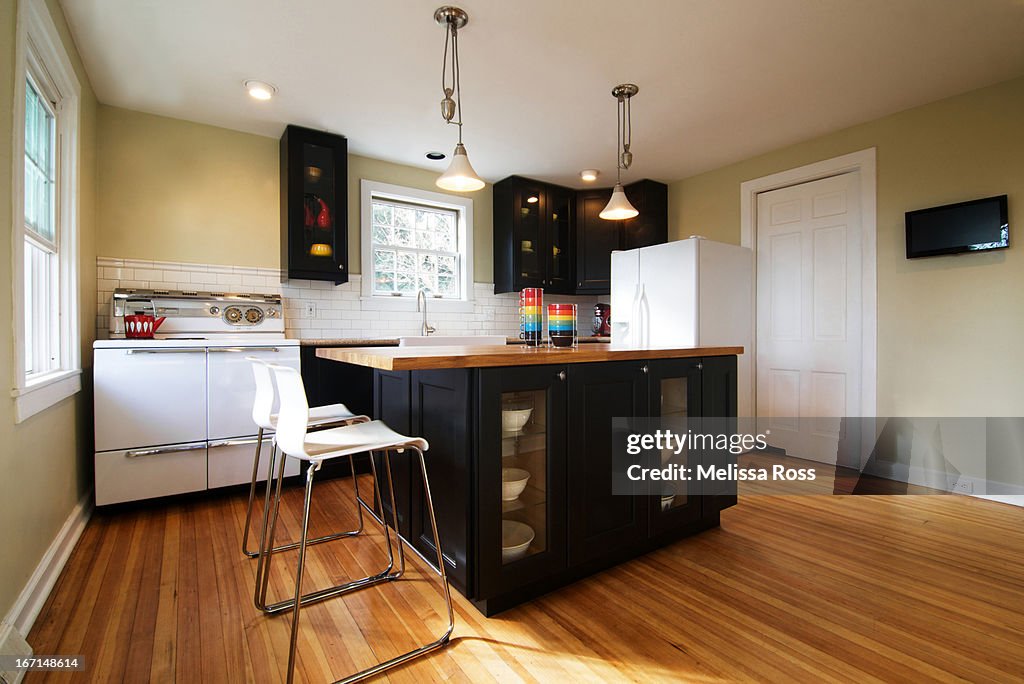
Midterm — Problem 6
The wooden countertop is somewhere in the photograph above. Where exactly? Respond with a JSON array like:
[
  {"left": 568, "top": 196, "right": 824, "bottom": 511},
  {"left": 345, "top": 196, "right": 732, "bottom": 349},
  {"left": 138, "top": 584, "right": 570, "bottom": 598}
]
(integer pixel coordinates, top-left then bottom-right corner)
[
  {"left": 316, "top": 344, "right": 742, "bottom": 371},
  {"left": 300, "top": 337, "right": 612, "bottom": 347}
]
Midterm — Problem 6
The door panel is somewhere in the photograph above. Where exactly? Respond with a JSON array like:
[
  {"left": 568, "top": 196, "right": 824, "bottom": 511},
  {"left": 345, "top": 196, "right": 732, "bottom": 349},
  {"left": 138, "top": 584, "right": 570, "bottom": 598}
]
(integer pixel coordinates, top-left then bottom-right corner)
[
  {"left": 477, "top": 365, "right": 567, "bottom": 598},
  {"left": 94, "top": 348, "right": 207, "bottom": 451},
  {"left": 567, "top": 361, "right": 647, "bottom": 565},
  {"left": 515, "top": 183, "right": 547, "bottom": 288},
  {"left": 95, "top": 443, "right": 207, "bottom": 505},
  {"left": 575, "top": 189, "right": 617, "bottom": 293},
  {"left": 756, "top": 172, "right": 862, "bottom": 464},
  {"left": 207, "top": 346, "right": 300, "bottom": 440}
]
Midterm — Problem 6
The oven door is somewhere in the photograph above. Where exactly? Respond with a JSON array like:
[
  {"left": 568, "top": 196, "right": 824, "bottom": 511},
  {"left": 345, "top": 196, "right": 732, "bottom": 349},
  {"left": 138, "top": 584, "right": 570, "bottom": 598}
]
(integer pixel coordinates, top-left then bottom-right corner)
[
  {"left": 206, "top": 344, "right": 301, "bottom": 440},
  {"left": 94, "top": 347, "right": 208, "bottom": 451}
]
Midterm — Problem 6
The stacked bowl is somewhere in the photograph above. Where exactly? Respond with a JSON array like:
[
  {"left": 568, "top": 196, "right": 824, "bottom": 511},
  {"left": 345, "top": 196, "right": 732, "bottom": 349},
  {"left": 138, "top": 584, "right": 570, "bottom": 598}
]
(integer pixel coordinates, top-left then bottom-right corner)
[
  {"left": 519, "top": 288, "right": 543, "bottom": 346},
  {"left": 547, "top": 303, "right": 578, "bottom": 348}
]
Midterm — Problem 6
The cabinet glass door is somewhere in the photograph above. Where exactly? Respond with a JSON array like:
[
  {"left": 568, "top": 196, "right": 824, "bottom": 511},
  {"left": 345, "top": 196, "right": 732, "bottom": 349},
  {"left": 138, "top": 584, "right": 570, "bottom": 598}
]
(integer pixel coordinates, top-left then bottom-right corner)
[
  {"left": 501, "top": 389, "right": 548, "bottom": 563},
  {"left": 515, "top": 184, "right": 546, "bottom": 286},
  {"left": 295, "top": 142, "right": 342, "bottom": 272},
  {"left": 547, "top": 189, "right": 573, "bottom": 292},
  {"left": 478, "top": 366, "right": 566, "bottom": 599},
  {"left": 648, "top": 359, "right": 702, "bottom": 534}
]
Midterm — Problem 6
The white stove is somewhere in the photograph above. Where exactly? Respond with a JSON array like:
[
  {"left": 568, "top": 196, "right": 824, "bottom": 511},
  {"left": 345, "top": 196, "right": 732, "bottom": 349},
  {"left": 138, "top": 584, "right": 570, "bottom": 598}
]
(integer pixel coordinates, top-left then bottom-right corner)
[{"left": 94, "top": 288, "right": 301, "bottom": 505}]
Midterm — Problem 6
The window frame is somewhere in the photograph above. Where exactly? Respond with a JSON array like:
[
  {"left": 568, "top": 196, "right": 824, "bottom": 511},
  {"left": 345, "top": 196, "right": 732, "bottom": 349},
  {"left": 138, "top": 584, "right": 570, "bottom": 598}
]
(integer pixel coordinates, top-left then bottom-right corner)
[
  {"left": 11, "top": 0, "right": 82, "bottom": 423},
  {"left": 359, "top": 180, "right": 474, "bottom": 312}
]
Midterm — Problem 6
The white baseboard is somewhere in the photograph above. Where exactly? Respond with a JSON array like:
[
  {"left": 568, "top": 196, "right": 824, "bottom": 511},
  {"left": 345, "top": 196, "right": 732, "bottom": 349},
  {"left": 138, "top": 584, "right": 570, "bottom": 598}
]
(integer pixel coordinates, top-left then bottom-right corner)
[{"left": 2, "top": 492, "right": 92, "bottom": 640}]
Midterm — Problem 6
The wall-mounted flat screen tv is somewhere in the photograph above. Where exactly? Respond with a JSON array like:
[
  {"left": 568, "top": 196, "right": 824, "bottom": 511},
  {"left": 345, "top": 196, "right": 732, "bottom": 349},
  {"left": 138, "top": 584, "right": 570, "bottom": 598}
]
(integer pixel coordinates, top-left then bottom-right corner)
[{"left": 905, "top": 194, "right": 1009, "bottom": 258}]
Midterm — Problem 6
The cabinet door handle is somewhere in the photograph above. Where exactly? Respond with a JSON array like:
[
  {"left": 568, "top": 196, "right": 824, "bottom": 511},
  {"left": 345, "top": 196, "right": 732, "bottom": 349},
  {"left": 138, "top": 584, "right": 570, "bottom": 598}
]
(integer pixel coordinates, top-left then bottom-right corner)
[
  {"left": 339, "top": 264, "right": 345, "bottom": 270},
  {"left": 695, "top": 362, "right": 703, "bottom": 370},
  {"left": 208, "top": 347, "right": 281, "bottom": 353},
  {"left": 208, "top": 437, "right": 262, "bottom": 449},
  {"left": 557, "top": 370, "right": 566, "bottom": 381},
  {"left": 126, "top": 442, "right": 207, "bottom": 458},
  {"left": 642, "top": 365, "right": 649, "bottom": 374},
  {"left": 126, "top": 348, "right": 205, "bottom": 355}
]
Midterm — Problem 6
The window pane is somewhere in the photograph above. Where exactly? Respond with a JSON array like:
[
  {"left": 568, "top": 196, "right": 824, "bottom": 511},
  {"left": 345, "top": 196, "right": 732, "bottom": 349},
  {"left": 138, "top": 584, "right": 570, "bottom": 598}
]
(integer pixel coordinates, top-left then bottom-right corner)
[
  {"left": 369, "top": 197, "right": 462, "bottom": 298},
  {"left": 24, "top": 78, "right": 56, "bottom": 243},
  {"left": 25, "top": 240, "right": 57, "bottom": 376}
]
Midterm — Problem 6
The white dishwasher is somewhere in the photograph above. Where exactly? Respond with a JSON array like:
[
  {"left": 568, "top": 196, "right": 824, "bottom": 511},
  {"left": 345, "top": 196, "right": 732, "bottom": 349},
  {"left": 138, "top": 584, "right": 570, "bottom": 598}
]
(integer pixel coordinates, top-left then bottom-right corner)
[{"left": 94, "top": 289, "right": 301, "bottom": 505}]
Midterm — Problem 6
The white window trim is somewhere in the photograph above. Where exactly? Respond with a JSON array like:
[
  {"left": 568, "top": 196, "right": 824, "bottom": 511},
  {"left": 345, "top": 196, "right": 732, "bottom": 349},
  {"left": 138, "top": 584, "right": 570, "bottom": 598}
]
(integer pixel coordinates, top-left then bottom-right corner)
[
  {"left": 360, "top": 179, "right": 474, "bottom": 313},
  {"left": 11, "top": 0, "right": 82, "bottom": 423}
]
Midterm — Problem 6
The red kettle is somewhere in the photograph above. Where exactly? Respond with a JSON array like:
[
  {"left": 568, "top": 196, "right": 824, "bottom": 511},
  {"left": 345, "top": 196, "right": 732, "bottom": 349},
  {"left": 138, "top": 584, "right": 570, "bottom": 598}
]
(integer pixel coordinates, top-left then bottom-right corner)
[{"left": 124, "top": 303, "right": 166, "bottom": 339}]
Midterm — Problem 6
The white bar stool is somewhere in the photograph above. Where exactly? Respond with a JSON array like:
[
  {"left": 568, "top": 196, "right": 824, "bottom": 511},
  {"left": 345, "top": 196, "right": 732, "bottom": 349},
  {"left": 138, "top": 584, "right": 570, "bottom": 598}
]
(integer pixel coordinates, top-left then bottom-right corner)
[
  {"left": 241, "top": 358, "right": 369, "bottom": 560},
  {"left": 264, "top": 363, "right": 454, "bottom": 684},
  {"left": 246, "top": 358, "right": 394, "bottom": 615}
]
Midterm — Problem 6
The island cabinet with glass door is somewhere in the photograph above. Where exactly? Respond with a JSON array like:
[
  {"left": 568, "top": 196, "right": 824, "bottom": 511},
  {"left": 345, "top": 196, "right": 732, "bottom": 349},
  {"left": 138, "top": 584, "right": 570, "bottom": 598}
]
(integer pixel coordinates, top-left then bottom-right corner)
[{"left": 318, "top": 345, "right": 740, "bottom": 615}]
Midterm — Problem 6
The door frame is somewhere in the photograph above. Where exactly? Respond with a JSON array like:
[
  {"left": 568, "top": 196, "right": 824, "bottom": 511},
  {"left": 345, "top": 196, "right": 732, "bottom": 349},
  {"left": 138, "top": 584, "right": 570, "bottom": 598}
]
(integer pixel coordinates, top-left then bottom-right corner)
[{"left": 739, "top": 148, "right": 877, "bottom": 419}]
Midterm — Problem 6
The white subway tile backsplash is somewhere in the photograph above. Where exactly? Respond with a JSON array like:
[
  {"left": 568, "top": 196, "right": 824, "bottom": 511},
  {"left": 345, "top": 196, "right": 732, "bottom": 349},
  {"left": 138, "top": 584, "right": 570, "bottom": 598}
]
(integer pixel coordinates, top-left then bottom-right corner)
[{"left": 96, "top": 256, "right": 601, "bottom": 341}]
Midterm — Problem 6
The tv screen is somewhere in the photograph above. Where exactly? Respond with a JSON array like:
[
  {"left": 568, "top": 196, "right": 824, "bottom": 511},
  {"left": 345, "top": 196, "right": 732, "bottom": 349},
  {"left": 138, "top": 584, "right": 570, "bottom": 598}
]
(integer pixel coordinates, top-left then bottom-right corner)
[{"left": 906, "top": 195, "right": 1009, "bottom": 258}]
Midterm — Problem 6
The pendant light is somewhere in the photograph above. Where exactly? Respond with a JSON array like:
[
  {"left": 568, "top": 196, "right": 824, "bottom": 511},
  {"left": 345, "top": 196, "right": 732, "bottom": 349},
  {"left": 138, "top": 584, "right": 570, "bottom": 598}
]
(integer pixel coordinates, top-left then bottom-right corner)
[
  {"left": 434, "top": 7, "right": 485, "bottom": 192},
  {"left": 600, "top": 84, "right": 640, "bottom": 220}
]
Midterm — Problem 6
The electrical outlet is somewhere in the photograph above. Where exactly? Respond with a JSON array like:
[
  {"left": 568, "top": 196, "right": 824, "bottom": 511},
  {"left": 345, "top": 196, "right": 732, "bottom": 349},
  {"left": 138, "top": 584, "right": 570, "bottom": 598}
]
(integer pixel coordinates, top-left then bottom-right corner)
[
  {"left": 953, "top": 479, "right": 973, "bottom": 495},
  {"left": 304, "top": 302, "right": 317, "bottom": 319},
  {"left": 484, "top": 308, "right": 495, "bottom": 321}
]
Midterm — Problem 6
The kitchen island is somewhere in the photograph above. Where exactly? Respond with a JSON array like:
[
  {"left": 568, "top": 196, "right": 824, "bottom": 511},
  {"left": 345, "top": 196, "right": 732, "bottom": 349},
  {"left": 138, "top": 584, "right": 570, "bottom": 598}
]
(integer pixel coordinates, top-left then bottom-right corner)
[{"left": 317, "top": 344, "right": 741, "bottom": 615}]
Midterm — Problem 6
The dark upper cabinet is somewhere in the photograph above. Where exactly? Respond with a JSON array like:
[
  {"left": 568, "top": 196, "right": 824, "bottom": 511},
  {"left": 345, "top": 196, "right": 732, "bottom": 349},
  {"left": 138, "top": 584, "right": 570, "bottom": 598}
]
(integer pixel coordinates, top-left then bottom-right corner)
[
  {"left": 622, "top": 179, "right": 669, "bottom": 251},
  {"left": 493, "top": 176, "right": 574, "bottom": 294},
  {"left": 280, "top": 125, "right": 348, "bottom": 284},
  {"left": 575, "top": 187, "right": 617, "bottom": 293},
  {"left": 494, "top": 176, "right": 667, "bottom": 296}
]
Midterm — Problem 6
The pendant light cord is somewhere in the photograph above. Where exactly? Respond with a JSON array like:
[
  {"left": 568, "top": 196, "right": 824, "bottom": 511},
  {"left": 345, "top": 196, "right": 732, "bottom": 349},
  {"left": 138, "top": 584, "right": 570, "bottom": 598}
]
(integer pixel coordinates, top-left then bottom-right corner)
[
  {"left": 441, "top": 21, "right": 464, "bottom": 143},
  {"left": 614, "top": 92, "right": 633, "bottom": 184}
]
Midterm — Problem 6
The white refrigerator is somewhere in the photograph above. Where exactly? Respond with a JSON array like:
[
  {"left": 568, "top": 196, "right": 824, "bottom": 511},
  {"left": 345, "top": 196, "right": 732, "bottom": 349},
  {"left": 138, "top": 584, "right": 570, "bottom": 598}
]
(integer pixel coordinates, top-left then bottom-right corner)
[{"left": 611, "top": 237, "right": 753, "bottom": 417}]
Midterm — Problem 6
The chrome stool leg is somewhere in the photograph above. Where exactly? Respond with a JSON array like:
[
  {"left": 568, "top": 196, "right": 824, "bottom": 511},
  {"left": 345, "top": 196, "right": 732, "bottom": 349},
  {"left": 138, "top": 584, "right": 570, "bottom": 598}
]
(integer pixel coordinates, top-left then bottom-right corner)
[
  {"left": 256, "top": 449, "right": 401, "bottom": 614},
  {"left": 244, "top": 429, "right": 370, "bottom": 560},
  {"left": 283, "top": 445, "right": 455, "bottom": 684}
]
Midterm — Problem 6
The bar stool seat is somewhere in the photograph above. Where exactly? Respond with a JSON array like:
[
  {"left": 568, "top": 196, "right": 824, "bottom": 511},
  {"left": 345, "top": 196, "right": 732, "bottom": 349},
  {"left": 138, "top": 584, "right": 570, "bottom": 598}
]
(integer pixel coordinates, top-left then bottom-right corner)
[{"left": 301, "top": 420, "right": 427, "bottom": 458}]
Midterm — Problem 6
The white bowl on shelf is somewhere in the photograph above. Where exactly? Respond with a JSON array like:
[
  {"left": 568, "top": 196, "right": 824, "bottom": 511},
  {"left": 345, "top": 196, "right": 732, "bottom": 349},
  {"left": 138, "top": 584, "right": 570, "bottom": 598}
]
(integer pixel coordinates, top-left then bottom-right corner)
[
  {"left": 502, "top": 407, "right": 533, "bottom": 432},
  {"left": 660, "top": 494, "right": 676, "bottom": 511},
  {"left": 501, "top": 467, "right": 531, "bottom": 501},
  {"left": 502, "top": 520, "right": 535, "bottom": 563}
]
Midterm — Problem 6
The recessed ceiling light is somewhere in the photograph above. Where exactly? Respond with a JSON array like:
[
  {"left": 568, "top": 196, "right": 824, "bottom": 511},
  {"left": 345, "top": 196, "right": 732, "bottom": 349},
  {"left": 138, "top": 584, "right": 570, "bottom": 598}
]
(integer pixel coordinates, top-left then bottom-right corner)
[
  {"left": 425, "top": 151, "right": 447, "bottom": 160},
  {"left": 580, "top": 169, "right": 599, "bottom": 182},
  {"left": 244, "top": 80, "right": 277, "bottom": 100}
]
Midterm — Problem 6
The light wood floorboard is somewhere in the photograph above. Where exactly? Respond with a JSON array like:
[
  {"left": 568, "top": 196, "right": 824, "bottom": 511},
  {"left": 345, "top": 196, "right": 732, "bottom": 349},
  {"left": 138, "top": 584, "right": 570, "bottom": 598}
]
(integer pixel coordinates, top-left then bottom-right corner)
[{"left": 26, "top": 476, "right": 1024, "bottom": 683}]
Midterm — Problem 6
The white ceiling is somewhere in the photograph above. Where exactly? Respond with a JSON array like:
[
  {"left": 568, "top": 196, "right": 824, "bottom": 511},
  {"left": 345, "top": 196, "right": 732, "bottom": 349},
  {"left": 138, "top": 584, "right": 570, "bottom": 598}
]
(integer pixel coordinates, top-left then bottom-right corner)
[{"left": 61, "top": 0, "right": 1024, "bottom": 188}]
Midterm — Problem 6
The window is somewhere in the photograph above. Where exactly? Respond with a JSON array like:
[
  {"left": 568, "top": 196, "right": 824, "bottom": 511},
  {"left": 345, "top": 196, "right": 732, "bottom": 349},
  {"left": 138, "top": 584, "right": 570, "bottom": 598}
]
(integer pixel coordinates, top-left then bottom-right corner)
[
  {"left": 12, "top": 0, "right": 82, "bottom": 422},
  {"left": 360, "top": 180, "right": 474, "bottom": 310}
]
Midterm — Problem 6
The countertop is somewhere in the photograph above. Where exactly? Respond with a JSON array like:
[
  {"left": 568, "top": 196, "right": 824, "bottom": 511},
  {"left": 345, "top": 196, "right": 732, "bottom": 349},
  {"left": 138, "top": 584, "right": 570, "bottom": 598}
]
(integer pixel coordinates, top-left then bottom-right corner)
[
  {"left": 94, "top": 338, "right": 299, "bottom": 349},
  {"left": 301, "top": 337, "right": 612, "bottom": 347},
  {"left": 316, "top": 344, "right": 742, "bottom": 371}
]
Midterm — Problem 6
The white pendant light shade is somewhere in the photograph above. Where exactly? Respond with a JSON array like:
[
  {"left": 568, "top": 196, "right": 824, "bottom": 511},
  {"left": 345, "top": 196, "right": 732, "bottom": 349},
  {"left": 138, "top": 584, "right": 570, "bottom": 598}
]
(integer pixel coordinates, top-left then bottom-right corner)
[
  {"left": 436, "top": 143, "right": 485, "bottom": 192},
  {"left": 599, "top": 183, "right": 639, "bottom": 220}
]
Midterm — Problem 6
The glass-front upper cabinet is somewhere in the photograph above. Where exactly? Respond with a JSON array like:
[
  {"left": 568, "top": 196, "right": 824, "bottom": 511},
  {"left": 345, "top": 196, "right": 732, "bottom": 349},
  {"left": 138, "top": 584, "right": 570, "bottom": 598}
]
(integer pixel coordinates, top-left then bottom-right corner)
[
  {"left": 546, "top": 188, "right": 574, "bottom": 292},
  {"left": 515, "top": 183, "right": 547, "bottom": 288},
  {"left": 647, "top": 359, "right": 703, "bottom": 534},
  {"left": 478, "top": 365, "right": 567, "bottom": 598},
  {"left": 280, "top": 125, "right": 348, "bottom": 283}
]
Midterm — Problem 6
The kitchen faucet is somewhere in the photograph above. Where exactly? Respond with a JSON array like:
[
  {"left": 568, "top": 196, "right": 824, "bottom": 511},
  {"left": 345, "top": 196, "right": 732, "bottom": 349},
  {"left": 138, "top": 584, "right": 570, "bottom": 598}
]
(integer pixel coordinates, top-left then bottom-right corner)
[{"left": 417, "top": 289, "right": 436, "bottom": 336}]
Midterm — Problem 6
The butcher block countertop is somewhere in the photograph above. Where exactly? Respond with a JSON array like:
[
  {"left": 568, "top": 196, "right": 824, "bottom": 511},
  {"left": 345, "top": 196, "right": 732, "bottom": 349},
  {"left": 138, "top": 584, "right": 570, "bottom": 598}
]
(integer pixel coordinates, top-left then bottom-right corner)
[
  {"left": 300, "top": 337, "right": 611, "bottom": 347},
  {"left": 316, "top": 344, "right": 742, "bottom": 371}
]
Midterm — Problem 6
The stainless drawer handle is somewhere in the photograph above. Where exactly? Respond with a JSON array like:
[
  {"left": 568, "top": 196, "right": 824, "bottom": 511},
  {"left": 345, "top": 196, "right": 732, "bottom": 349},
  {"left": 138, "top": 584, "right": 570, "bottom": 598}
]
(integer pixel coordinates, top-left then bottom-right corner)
[
  {"left": 208, "top": 347, "right": 281, "bottom": 353},
  {"left": 208, "top": 438, "right": 262, "bottom": 449},
  {"left": 126, "top": 348, "right": 205, "bottom": 354},
  {"left": 126, "top": 442, "right": 207, "bottom": 458}
]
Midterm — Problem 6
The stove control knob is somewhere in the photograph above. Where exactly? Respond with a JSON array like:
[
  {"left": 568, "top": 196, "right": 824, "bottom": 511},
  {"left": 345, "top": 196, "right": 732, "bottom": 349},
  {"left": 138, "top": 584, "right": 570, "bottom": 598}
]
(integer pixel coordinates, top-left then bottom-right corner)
[
  {"left": 266, "top": 308, "right": 279, "bottom": 318},
  {"left": 209, "top": 306, "right": 220, "bottom": 315}
]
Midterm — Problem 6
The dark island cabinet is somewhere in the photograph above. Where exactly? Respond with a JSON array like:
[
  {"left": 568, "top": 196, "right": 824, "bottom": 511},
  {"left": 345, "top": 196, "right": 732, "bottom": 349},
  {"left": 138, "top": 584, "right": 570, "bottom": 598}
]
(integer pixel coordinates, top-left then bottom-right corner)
[
  {"left": 494, "top": 176, "right": 667, "bottom": 295},
  {"left": 476, "top": 365, "right": 568, "bottom": 598},
  {"left": 280, "top": 125, "right": 348, "bottom": 284},
  {"left": 369, "top": 355, "right": 737, "bottom": 615},
  {"left": 566, "top": 361, "right": 649, "bottom": 565}
]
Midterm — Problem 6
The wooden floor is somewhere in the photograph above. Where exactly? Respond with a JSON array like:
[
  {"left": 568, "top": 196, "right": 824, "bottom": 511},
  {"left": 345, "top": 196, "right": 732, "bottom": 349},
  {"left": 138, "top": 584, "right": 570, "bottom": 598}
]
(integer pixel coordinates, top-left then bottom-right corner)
[{"left": 27, "top": 477, "right": 1024, "bottom": 683}]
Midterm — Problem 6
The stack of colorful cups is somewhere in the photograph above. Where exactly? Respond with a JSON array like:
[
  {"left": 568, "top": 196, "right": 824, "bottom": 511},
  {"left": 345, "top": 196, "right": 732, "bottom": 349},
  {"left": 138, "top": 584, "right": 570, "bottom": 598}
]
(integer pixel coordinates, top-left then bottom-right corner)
[
  {"left": 547, "top": 303, "right": 578, "bottom": 348},
  {"left": 519, "top": 288, "right": 543, "bottom": 346}
]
